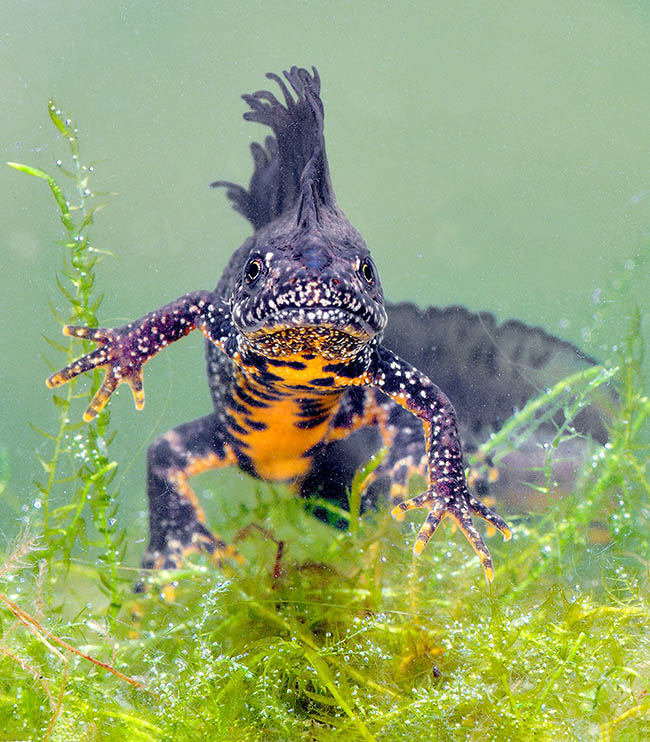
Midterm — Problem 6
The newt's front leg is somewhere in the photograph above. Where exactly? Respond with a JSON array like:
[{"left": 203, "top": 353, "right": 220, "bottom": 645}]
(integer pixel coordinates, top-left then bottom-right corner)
[
  {"left": 47, "top": 290, "right": 237, "bottom": 420},
  {"left": 368, "top": 345, "right": 511, "bottom": 581},
  {"left": 48, "top": 291, "right": 247, "bottom": 576}
]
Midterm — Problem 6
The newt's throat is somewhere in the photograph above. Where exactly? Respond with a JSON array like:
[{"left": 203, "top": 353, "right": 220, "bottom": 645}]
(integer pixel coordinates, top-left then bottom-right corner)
[{"left": 245, "top": 325, "right": 368, "bottom": 361}]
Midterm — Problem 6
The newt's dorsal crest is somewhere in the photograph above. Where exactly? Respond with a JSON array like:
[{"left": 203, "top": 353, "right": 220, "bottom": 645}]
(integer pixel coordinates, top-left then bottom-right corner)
[{"left": 212, "top": 66, "right": 338, "bottom": 231}]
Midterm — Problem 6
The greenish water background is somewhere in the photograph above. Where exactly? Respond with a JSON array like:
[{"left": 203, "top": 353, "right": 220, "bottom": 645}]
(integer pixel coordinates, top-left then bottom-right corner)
[{"left": 2, "top": 0, "right": 649, "bottom": 538}]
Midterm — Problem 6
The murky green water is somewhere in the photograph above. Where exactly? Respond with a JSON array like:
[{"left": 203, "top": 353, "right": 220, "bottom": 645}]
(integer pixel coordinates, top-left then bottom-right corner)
[{"left": 2, "top": 0, "right": 649, "bottom": 534}]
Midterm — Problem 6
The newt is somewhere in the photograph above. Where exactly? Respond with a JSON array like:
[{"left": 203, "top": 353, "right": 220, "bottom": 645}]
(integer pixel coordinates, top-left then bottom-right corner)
[{"left": 47, "top": 66, "right": 606, "bottom": 582}]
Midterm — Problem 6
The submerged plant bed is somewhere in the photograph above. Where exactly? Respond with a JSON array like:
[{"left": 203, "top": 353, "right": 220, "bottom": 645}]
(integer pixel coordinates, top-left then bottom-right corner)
[
  {"left": 1, "top": 449, "right": 650, "bottom": 742},
  {"left": 3, "top": 103, "right": 649, "bottom": 742}
]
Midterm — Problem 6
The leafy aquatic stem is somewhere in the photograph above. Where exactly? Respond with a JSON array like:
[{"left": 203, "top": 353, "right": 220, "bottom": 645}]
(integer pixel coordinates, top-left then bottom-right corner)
[
  {"left": 8, "top": 101, "right": 124, "bottom": 613},
  {"left": 347, "top": 448, "right": 387, "bottom": 539},
  {"left": 477, "top": 364, "right": 618, "bottom": 465}
]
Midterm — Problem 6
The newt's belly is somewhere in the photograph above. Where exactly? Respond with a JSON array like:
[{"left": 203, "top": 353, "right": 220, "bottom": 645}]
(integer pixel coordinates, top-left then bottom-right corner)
[{"left": 226, "top": 370, "right": 344, "bottom": 481}]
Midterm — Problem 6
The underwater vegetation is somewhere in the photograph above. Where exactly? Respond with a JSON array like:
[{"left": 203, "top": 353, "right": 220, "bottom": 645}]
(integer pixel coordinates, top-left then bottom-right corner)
[{"left": 2, "top": 103, "right": 650, "bottom": 742}]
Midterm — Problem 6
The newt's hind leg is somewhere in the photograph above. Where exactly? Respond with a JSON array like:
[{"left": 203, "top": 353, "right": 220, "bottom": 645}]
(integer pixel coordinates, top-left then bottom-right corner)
[{"left": 142, "top": 413, "right": 240, "bottom": 573}]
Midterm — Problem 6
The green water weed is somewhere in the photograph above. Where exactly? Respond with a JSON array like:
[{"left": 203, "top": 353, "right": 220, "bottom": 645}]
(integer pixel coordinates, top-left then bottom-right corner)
[{"left": 8, "top": 102, "right": 125, "bottom": 613}]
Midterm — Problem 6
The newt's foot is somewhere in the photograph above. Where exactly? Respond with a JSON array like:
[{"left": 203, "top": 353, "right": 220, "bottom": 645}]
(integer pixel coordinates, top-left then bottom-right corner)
[
  {"left": 136, "top": 522, "right": 243, "bottom": 593},
  {"left": 391, "top": 486, "right": 511, "bottom": 582},
  {"left": 46, "top": 324, "right": 146, "bottom": 421}
]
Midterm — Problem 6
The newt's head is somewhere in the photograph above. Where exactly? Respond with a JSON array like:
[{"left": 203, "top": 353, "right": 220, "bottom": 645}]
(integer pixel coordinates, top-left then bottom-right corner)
[
  {"left": 229, "top": 222, "right": 387, "bottom": 359},
  {"left": 213, "top": 66, "right": 387, "bottom": 359}
]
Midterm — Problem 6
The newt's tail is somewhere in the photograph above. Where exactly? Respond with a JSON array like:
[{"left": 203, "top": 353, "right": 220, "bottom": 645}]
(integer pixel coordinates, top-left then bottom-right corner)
[
  {"left": 212, "top": 66, "right": 336, "bottom": 230},
  {"left": 383, "top": 302, "right": 611, "bottom": 445}
]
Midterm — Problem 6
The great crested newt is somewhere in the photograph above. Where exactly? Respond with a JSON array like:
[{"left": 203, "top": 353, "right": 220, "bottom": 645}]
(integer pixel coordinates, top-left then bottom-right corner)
[{"left": 47, "top": 66, "right": 607, "bottom": 582}]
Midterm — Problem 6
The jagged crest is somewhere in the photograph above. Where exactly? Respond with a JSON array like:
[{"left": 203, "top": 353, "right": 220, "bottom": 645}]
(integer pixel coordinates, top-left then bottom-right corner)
[{"left": 211, "top": 66, "right": 336, "bottom": 231}]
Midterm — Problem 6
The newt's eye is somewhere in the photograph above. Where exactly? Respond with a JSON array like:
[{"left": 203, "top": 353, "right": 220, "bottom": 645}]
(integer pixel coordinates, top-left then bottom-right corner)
[
  {"left": 360, "top": 259, "right": 375, "bottom": 285},
  {"left": 244, "top": 258, "right": 263, "bottom": 285}
]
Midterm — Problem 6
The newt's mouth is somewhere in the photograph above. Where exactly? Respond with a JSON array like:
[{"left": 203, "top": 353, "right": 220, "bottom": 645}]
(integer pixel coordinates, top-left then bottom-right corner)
[
  {"left": 238, "top": 305, "right": 378, "bottom": 340},
  {"left": 241, "top": 307, "right": 375, "bottom": 360}
]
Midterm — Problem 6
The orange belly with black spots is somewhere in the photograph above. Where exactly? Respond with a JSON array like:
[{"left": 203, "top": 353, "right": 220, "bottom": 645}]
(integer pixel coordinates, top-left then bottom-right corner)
[{"left": 226, "top": 355, "right": 346, "bottom": 482}]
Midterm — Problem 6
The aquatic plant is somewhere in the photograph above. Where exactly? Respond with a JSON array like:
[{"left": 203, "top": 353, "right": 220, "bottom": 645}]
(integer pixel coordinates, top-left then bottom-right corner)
[
  {"left": 8, "top": 102, "right": 125, "bottom": 612},
  {"left": 2, "top": 103, "right": 649, "bottom": 741}
]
